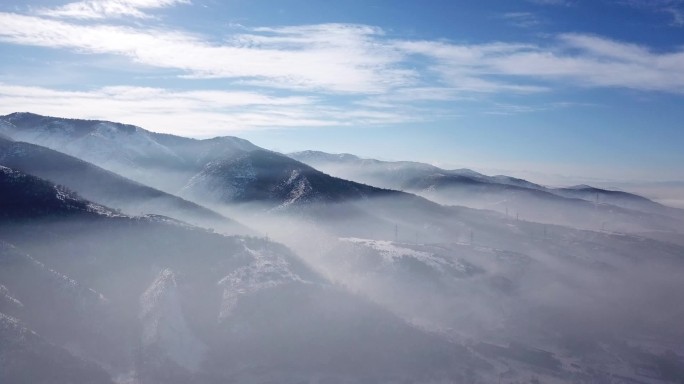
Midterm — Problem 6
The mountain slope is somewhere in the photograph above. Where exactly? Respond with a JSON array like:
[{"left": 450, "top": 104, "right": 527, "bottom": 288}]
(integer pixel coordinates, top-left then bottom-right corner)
[
  {"left": 553, "top": 184, "right": 684, "bottom": 218},
  {"left": 0, "top": 112, "right": 258, "bottom": 191},
  {"left": 0, "top": 136, "right": 246, "bottom": 233},
  {"left": 289, "top": 150, "right": 546, "bottom": 191},
  {"left": 0, "top": 113, "right": 397, "bottom": 210},
  {"left": 289, "top": 150, "right": 684, "bottom": 233},
  {"left": 181, "top": 148, "right": 396, "bottom": 208},
  {"left": 0, "top": 313, "right": 113, "bottom": 384},
  {"left": 0, "top": 167, "right": 491, "bottom": 383},
  {"left": 0, "top": 165, "right": 120, "bottom": 220}
]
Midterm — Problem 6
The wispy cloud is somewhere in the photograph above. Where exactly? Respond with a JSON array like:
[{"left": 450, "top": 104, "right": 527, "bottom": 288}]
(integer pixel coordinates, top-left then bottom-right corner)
[
  {"left": 619, "top": 0, "right": 684, "bottom": 27},
  {"left": 663, "top": 5, "right": 684, "bottom": 25},
  {"left": 484, "top": 101, "right": 598, "bottom": 116},
  {"left": 500, "top": 12, "right": 543, "bottom": 28},
  {"left": 36, "top": 0, "right": 189, "bottom": 20},
  {"left": 0, "top": 84, "right": 425, "bottom": 135},
  {"left": 0, "top": 14, "right": 413, "bottom": 93},
  {"left": 396, "top": 34, "right": 684, "bottom": 94}
]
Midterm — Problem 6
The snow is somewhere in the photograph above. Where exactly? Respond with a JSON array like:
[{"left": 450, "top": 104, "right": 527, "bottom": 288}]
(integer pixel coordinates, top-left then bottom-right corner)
[
  {"left": 340, "top": 237, "right": 468, "bottom": 273},
  {"left": 139, "top": 268, "right": 206, "bottom": 371},
  {"left": 0, "top": 284, "right": 24, "bottom": 308},
  {"left": 181, "top": 156, "right": 256, "bottom": 202},
  {"left": 55, "top": 187, "right": 70, "bottom": 202},
  {"left": 217, "top": 246, "right": 308, "bottom": 319},
  {"left": 21, "top": 252, "right": 109, "bottom": 304},
  {"left": 4, "top": 119, "right": 183, "bottom": 176},
  {"left": 0, "top": 165, "right": 19, "bottom": 177},
  {"left": 279, "top": 170, "right": 313, "bottom": 207},
  {"left": 0, "top": 312, "right": 37, "bottom": 337}
]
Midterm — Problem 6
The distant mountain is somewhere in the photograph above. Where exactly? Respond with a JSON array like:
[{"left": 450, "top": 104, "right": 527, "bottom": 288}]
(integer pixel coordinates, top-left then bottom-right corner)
[
  {"left": 0, "top": 114, "right": 483, "bottom": 244},
  {"left": 0, "top": 113, "right": 395, "bottom": 210},
  {"left": 0, "top": 167, "right": 488, "bottom": 383},
  {"left": 553, "top": 184, "right": 680, "bottom": 217},
  {"left": 0, "top": 136, "right": 247, "bottom": 233},
  {"left": 289, "top": 150, "right": 684, "bottom": 233},
  {"left": 0, "top": 112, "right": 256, "bottom": 191},
  {"left": 289, "top": 150, "right": 545, "bottom": 191},
  {"left": 180, "top": 148, "right": 394, "bottom": 208}
]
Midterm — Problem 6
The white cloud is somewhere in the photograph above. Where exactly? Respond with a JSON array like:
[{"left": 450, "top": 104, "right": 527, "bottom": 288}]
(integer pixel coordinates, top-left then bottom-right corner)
[
  {"left": 37, "top": 0, "right": 190, "bottom": 20},
  {"left": 0, "top": 14, "right": 414, "bottom": 93},
  {"left": 0, "top": 84, "right": 423, "bottom": 135},
  {"left": 1, "top": 8, "right": 684, "bottom": 120},
  {"left": 396, "top": 34, "right": 684, "bottom": 94}
]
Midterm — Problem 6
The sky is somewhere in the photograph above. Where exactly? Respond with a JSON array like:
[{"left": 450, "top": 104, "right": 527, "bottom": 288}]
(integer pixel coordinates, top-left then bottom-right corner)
[{"left": 0, "top": 0, "right": 683, "bottom": 185}]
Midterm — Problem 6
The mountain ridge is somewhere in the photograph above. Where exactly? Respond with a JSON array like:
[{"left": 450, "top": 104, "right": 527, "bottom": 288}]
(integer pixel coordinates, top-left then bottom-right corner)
[
  {"left": 0, "top": 135, "right": 247, "bottom": 233},
  {"left": 288, "top": 149, "right": 684, "bottom": 232},
  {"left": 0, "top": 113, "right": 402, "bottom": 211}
]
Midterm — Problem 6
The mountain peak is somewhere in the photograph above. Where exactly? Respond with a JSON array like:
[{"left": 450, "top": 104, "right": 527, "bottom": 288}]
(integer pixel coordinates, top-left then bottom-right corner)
[
  {"left": 566, "top": 184, "right": 595, "bottom": 190},
  {"left": 289, "top": 150, "right": 361, "bottom": 163}
]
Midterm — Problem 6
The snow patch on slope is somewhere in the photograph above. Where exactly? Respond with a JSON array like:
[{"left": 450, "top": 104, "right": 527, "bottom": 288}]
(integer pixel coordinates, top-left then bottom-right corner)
[
  {"left": 4, "top": 119, "right": 183, "bottom": 175},
  {"left": 217, "top": 246, "right": 308, "bottom": 319},
  {"left": 340, "top": 237, "right": 468, "bottom": 274},
  {"left": 139, "top": 268, "right": 205, "bottom": 371},
  {"left": 278, "top": 169, "right": 314, "bottom": 208},
  {"left": 0, "top": 312, "right": 37, "bottom": 337},
  {"left": 181, "top": 156, "right": 257, "bottom": 202},
  {"left": 0, "top": 241, "right": 108, "bottom": 305},
  {"left": 0, "top": 284, "right": 24, "bottom": 309}
]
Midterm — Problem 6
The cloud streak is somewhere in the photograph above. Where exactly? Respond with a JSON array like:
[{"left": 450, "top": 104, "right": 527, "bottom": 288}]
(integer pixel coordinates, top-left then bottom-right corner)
[
  {"left": 619, "top": 0, "right": 684, "bottom": 27},
  {"left": 2, "top": 10, "right": 684, "bottom": 95},
  {"left": 397, "top": 34, "right": 684, "bottom": 94},
  {"left": 0, "top": 83, "right": 426, "bottom": 135},
  {"left": 36, "top": 0, "right": 190, "bottom": 20},
  {"left": 500, "top": 12, "right": 543, "bottom": 28},
  {"left": 0, "top": 14, "right": 412, "bottom": 93}
]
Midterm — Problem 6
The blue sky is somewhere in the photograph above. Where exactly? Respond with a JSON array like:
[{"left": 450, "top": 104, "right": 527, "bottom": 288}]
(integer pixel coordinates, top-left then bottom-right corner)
[{"left": 1, "top": 0, "right": 683, "bottom": 184}]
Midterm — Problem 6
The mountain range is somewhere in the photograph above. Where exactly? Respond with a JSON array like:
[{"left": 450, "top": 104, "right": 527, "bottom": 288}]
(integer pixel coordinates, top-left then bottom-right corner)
[
  {"left": 1, "top": 112, "right": 684, "bottom": 384},
  {"left": 289, "top": 149, "right": 684, "bottom": 234}
]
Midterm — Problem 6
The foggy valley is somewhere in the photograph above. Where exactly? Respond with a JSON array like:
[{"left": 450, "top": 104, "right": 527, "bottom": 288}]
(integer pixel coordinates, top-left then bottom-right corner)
[{"left": 1, "top": 113, "right": 683, "bottom": 383}]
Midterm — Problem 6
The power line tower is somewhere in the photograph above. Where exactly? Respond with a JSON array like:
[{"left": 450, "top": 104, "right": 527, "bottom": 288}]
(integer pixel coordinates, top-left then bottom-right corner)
[{"left": 394, "top": 224, "right": 398, "bottom": 242}]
